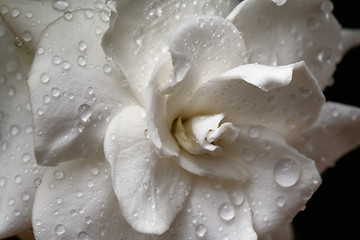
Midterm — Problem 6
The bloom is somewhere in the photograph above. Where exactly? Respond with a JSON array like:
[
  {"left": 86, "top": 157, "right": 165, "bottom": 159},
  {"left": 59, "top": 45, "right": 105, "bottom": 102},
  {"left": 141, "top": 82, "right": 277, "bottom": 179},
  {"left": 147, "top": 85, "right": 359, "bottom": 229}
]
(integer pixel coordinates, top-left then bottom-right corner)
[{"left": 1, "top": 0, "right": 360, "bottom": 239}]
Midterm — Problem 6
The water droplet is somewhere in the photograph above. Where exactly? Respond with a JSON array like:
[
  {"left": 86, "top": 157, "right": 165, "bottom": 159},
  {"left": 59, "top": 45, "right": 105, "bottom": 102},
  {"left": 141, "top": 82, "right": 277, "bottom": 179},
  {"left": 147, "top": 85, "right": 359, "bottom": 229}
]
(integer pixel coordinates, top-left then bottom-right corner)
[
  {"left": 22, "top": 153, "right": 31, "bottom": 163},
  {"left": 22, "top": 31, "right": 33, "bottom": 42},
  {"left": 85, "top": 216, "right": 93, "bottom": 224},
  {"left": 11, "top": 8, "right": 20, "bottom": 18},
  {"left": 321, "top": 0, "right": 334, "bottom": 14},
  {"left": 56, "top": 197, "right": 63, "bottom": 204},
  {"left": 0, "top": 177, "right": 7, "bottom": 187},
  {"left": 34, "top": 177, "right": 42, "bottom": 187},
  {"left": 14, "top": 175, "right": 22, "bottom": 184},
  {"left": 43, "top": 95, "right": 51, "bottom": 104},
  {"left": 276, "top": 197, "right": 286, "bottom": 208},
  {"left": 318, "top": 48, "right": 333, "bottom": 65},
  {"left": 218, "top": 203, "right": 235, "bottom": 221},
  {"left": 78, "top": 231, "right": 89, "bottom": 240},
  {"left": 55, "top": 224, "right": 66, "bottom": 235},
  {"left": 62, "top": 61, "right": 71, "bottom": 70},
  {"left": 53, "top": 170, "right": 64, "bottom": 180},
  {"left": 91, "top": 167, "right": 99, "bottom": 175},
  {"left": 195, "top": 224, "right": 207, "bottom": 237},
  {"left": 274, "top": 157, "right": 300, "bottom": 187},
  {"left": 98, "top": 10, "right": 110, "bottom": 22},
  {"left": 78, "top": 41, "right": 87, "bottom": 51},
  {"left": 40, "top": 73, "right": 50, "bottom": 83},
  {"left": 78, "top": 56, "right": 87, "bottom": 67},
  {"left": 78, "top": 104, "right": 92, "bottom": 122},
  {"left": 10, "top": 125, "right": 20, "bottom": 136},
  {"left": 52, "top": 0, "right": 69, "bottom": 11},
  {"left": 103, "top": 64, "right": 111, "bottom": 74},
  {"left": 230, "top": 191, "right": 244, "bottom": 206},
  {"left": 52, "top": 55, "right": 62, "bottom": 65},
  {"left": 51, "top": 87, "right": 61, "bottom": 97},
  {"left": 248, "top": 126, "right": 260, "bottom": 139},
  {"left": 22, "top": 192, "right": 30, "bottom": 201},
  {"left": 26, "top": 11, "right": 33, "bottom": 18}
]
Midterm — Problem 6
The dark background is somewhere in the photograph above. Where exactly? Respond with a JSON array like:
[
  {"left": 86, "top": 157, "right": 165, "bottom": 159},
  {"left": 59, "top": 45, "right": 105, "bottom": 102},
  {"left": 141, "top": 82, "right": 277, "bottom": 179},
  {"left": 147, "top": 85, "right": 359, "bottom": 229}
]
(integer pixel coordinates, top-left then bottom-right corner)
[
  {"left": 293, "top": 0, "right": 360, "bottom": 239},
  {"left": 4, "top": 1, "right": 360, "bottom": 240}
]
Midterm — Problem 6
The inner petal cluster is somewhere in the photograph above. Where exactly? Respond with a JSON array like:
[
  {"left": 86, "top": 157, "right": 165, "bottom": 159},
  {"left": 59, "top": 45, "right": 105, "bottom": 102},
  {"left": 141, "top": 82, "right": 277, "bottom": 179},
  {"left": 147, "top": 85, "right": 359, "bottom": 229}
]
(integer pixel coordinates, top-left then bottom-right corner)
[{"left": 172, "top": 113, "right": 238, "bottom": 156}]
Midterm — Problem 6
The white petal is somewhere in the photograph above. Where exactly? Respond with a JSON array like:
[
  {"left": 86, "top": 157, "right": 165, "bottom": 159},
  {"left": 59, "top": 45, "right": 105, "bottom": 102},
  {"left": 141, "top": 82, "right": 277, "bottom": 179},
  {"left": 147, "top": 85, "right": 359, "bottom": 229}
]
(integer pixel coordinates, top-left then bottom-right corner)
[
  {"left": 166, "top": 16, "right": 247, "bottom": 94},
  {"left": 340, "top": 29, "right": 360, "bottom": 57},
  {"left": 228, "top": 0, "right": 342, "bottom": 90},
  {"left": 235, "top": 125, "right": 321, "bottom": 236},
  {"left": 260, "top": 224, "right": 293, "bottom": 240},
  {"left": 291, "top": 102, "right": 360, "bottom": 173},
  {"left": 104, "top": 106, "right": 194, "bottom": 235},
  {"left": 146, "top": 16, "right": 247, "bottom": 157},
  {"left": 162, "top": 178, "right": 258, "bottom": 240},
  {"left": 0, "top": 19, "right": 44, "bottom": 238},
  {"left": 32, "top": 156, "right": 150, "bottom": 240},
  {"left": 182, "top": 62, "right": 325, "bottom": 142},
  {"left": 0, "top": 0, "right": 113, "bottom": 52},
  {"left": 102, "top": 0, "right": 236, "bottom": 104},
  {"left": 27, "top": 9, "right": 134, "bottom": 166}
]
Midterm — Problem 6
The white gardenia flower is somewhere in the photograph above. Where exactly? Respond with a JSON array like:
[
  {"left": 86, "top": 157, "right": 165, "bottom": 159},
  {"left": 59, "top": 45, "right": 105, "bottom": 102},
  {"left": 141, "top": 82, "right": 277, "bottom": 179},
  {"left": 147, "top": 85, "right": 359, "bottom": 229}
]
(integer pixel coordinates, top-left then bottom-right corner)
[{"left": 0, "top": 0, "right": 359, "bottom": 239}]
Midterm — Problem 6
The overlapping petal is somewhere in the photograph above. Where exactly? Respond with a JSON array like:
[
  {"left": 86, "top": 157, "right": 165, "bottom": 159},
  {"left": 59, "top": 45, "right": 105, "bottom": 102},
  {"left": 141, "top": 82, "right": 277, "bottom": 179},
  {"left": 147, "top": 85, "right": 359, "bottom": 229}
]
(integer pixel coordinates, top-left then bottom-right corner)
[
  {"left": 0, "top": 0, "right": 114, "bottom": 52},
  {"left": 146, "top": 15, "right": 247, "bottom": 158},
  {"left": 162, "top": 178, "right": 258, "bottom": 240},
  {"left": 27, "top": 9, "right": 134, "bottom": 166},
  {"left": 228, "top": 0, "right": 342, "bottom": 89},
  {"left": 104, "top": 105, "right": 194, "bottom": 235},
  {"left": 102, "top": 0, "right": 237, "bottom": 104},
  {"left": 182, "top": 62, "right": 325, "bottom": 142},
  {"left": 292, "top": 102, "right": 360, "bottom": 173},
  {"left": 0, "top": 19, "right": 44, "bottom": 238},
  {"left": 32, "top": 156, "right": 150, "bottom": 240}
]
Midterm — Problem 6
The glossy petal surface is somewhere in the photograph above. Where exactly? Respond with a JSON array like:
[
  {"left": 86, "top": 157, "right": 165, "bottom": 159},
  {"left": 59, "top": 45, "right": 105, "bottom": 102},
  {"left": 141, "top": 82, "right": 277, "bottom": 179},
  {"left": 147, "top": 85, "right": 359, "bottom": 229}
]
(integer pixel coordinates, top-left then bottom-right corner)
[
  {"left": 104, "top": 106, "right": 194, "bottom": 235},
  {"left": 102, "top": 0, "right": 236, "bottom": 104},
  {"left": 32, "top": 156, "right": 150, "bottom": 240},
  {"left": 28, "top": 9, "right": 134, "bottom": 166},
  {"left": 228, "top": 0, "right": 342, "bottom": 89},
  {"left": 0, "top": 19, "right": 44, "bottom": 238}
]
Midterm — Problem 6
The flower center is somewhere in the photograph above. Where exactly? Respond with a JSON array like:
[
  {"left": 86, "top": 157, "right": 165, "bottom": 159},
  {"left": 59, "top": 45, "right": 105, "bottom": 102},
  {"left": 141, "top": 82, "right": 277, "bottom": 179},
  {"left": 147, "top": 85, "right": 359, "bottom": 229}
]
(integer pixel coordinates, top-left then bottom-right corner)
[{"left": 172, "top": 113, "right": 238, "bottom": 156}]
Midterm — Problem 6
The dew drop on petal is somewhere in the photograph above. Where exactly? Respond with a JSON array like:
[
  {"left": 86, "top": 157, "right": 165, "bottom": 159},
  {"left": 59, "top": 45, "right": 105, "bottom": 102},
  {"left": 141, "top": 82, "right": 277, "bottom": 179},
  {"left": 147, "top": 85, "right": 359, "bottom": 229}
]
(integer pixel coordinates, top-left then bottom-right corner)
[
  {"left": 53, "top": 170, "right": 64, "bottom": 180},
  {"left": 78, "top": 41, "right": 87, "bottom": 51},
  {"left": 78, "top": 104, "right": 92, "bottom": 122},
  {"left": 276, "top": 197, "right": 286, "bottom": 208},
  {"left": 51, "top": 87, "right": 61, "bottom": 98},
  {"left": 274, "top": 157, "right": 300, "bottom": 187},
  {"left": 10, "top": 125, "right": 20, "bottom": 136},
  {"left": 52, "top": 55, "right": 62, "bottom": 65},
  {"left": 52, "top": 0, "right": 69, "bottom": 11},
  {"left": 230, "top": 191, "right": 244, "bottom": 206},
  {"left": 195, "top": 224, "right": 207, "bottom": 237},
  {"left": 22, "top": 31, "right": 33, "bottom": 42},
  {"left": 55, "top": 224, "right": 65, "bottom": 235},
  {"left": 78, "top": 231, "right": 89, "bottom": 240},
  {"left": 40, "top": 73, "right": 50, "bottom": 83},
  {"left": 22, "top": 153, "right": 31, "bottom": 163},
  {"left": 218, "top": 203, "right": 235, "bottom": 221}
]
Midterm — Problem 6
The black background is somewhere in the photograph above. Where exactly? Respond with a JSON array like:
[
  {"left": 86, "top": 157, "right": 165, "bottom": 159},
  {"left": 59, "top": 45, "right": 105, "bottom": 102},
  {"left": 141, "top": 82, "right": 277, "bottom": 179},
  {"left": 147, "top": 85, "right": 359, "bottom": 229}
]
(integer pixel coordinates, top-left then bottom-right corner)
[{"left": 4, "top": 0, "right": 360, "bottom": 240}]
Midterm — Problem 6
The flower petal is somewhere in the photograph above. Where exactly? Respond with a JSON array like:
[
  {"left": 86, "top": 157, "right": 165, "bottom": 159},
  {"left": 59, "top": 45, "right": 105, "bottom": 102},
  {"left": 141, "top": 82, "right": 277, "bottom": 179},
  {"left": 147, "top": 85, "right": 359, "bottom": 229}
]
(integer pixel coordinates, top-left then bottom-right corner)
[
  {"left": 235, "top": 125, "right": 321, "bottom": 236},
  {"left": 32, "top": 156, "right": 150, "bottom": 240},
  {"left": 104, "top": 105, "right": 194, "bottom": 235},
  {"left": 146, "top": 16, "right": 247, "bottom": 157},
  {"left": 162, "top": 178, "right": 258, "bottom": 240},
  {"left": 182, "top": 62, "right": 325, "bottom": 142},
  {"left": 291, "top": 101, "right": 360, "bottom": 173},
  {"left": 27, "top": 9, "right": 134, "bottom": 166},
  {"left": 260, "top": 224, "right": 293, "bottom": 240},
  {"left": 0, "top": 0, "right": 113, "bottom": 52},
  {"left": 0, "top": 19, "right": 44, "bottom": 238},
  {"left": 102, "top": 0, "right": 236, "bottom": 104},
  {"left": 228, "top": 0, "right": 342, "bottom": 90}
]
